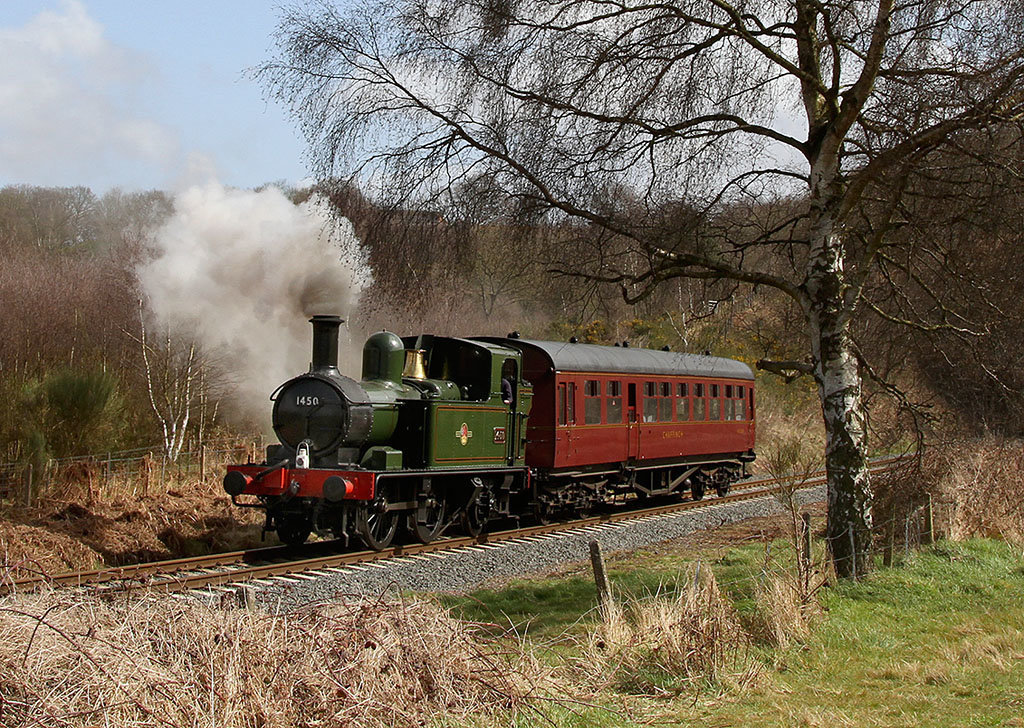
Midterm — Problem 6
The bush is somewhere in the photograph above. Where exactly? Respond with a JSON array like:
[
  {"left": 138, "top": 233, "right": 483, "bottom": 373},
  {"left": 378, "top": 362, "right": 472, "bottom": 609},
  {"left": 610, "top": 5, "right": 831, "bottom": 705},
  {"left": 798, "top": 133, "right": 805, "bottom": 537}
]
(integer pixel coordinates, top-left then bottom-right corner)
[{"left": 19, "top": 368, "right": 124, "bottom": 460}]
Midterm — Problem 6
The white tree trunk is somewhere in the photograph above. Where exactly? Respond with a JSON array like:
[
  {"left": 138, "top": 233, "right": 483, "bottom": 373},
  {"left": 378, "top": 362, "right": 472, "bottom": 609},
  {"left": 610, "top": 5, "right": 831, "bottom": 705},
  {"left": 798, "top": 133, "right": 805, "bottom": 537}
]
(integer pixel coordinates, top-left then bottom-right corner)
[{"left": 804, "top": 175, "right": 873, "bottom": 577}]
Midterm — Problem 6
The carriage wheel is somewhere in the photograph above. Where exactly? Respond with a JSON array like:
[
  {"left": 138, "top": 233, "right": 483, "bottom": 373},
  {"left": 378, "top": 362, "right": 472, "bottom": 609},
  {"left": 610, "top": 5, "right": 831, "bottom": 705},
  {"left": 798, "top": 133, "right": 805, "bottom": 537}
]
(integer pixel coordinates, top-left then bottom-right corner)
[
  {"left": 690, "top": 478, "right": 706, "bottom": 501},
  {"left": 356, "top": 487, "right": 399, "bottom": 550}
]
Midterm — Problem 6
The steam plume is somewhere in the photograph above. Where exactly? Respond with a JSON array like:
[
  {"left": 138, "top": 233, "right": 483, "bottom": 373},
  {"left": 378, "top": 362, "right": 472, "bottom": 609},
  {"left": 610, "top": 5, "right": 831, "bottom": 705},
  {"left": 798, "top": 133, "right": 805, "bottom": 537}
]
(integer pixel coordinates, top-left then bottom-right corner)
[{"left": 137, "top": 182, "right": 369, "bottom": 422}]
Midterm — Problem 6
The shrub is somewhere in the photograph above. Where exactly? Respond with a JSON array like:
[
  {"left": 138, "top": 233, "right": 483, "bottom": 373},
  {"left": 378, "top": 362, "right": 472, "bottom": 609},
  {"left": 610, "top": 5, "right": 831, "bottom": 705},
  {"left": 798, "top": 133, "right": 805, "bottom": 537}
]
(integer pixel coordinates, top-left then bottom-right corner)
[{"left": 18, "top": 368, "right": 124, "bottom": 460}]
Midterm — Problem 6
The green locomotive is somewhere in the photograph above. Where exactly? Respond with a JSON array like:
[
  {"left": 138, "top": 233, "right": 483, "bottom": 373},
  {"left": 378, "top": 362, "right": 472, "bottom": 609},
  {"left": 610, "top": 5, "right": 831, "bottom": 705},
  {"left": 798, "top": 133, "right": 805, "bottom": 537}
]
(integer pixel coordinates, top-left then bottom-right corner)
[{"left": 224, "top": 316, "right": 533, "bottom": 548}]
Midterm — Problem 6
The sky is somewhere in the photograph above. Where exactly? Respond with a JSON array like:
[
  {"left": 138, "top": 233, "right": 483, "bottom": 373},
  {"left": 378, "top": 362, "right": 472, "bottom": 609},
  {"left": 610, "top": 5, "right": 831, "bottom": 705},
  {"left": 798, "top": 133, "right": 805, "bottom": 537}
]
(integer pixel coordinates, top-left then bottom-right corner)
[{"left": 0, "top": 0, "right": 314, "bottom": 192}]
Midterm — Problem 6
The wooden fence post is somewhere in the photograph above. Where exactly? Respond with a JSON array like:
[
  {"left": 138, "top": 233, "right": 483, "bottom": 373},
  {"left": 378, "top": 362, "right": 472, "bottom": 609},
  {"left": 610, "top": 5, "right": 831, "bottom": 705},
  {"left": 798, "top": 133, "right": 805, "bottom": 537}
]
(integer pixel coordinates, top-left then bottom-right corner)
[
  {"left": 922, "top": 493, "right": 934, "bottom": 546},
  {"left": 589, "top": 540, "right": 612, "bottom": 609},
  {"left": 884, "top": 502, "right": 895, "bottom": 567},
  {"left": 848, "top": 526, "right": 856, "bottom": 579},
  {"left": 801, "top": 512, "right": 812, "bottom": 570},
  {"left": 22, "top": 464, "right": 33, "bottom": 508}
]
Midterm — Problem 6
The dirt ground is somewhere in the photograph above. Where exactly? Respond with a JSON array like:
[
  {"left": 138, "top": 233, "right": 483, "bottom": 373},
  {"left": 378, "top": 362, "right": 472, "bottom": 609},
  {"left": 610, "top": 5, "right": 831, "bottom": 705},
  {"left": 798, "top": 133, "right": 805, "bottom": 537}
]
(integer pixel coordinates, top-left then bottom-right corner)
[{"left": 1, "top": 482, "right": 263, "bottom": 580}]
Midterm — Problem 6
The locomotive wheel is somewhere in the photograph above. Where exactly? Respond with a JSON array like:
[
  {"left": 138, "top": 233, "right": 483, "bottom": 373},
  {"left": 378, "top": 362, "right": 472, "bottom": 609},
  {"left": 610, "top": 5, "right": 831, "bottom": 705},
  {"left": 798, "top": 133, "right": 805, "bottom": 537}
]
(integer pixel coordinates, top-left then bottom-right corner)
[
  {"left": 409, "top": 495, "right": 446, "bottom": 543},
  {"left": 276, "top": 517, "right": 311, "bottom": 547},
  {"left": 461, "top": 497, "right": 489, "bottom": 538},
  {"left": 356, "top": 489, "right": 398, "bottom": 550}
]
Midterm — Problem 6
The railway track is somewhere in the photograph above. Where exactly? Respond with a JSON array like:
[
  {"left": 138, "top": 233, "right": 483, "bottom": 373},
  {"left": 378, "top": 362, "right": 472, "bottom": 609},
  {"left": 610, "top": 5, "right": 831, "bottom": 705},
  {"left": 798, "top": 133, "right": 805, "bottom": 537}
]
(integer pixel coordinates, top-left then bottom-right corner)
[{"left": 4, "top": 455, "right": 909, "bottom": 598}]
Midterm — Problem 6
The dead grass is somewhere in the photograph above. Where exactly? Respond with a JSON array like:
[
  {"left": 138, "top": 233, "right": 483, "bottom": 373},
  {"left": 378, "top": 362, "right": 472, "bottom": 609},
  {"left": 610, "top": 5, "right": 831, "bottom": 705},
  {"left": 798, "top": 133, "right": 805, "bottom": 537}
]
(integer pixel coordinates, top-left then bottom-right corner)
[
  {"left": 924, "top": 437, "right": 1024, "bottom": 542},
  {"left": 0, "top": 522, "right": 101, "bottom": 581},
  {"left": 753, "top": 571, "right": 821, "bottom": 650},
  {"left": 579, "top": 566, "right": 758, "bottom": 696},
  {"left": 2, "top": 453, "right": 264, "bottom": 571},
  {"left": 0, "top": 591, "right": 556, "bottom": 727}
]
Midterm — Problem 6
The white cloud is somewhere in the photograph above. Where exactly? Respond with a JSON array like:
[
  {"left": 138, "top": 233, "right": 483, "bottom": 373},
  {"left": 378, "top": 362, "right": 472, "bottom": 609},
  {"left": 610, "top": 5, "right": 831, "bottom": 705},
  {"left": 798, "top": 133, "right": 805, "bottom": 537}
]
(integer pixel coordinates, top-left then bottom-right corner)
[{"left": 0, "top": 0, "right": 178, "bottom": 187}]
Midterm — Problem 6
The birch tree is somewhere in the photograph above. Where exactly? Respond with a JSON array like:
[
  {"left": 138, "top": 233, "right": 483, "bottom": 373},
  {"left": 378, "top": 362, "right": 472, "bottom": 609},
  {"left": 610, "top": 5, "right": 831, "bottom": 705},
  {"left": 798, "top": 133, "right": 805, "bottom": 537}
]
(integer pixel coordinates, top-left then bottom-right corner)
[
  {"left": 264, "top": 0, "right": 1024, "bottom": 577},
  {"left": 127, "top": 304, "right": 218, "bottom": 463}
]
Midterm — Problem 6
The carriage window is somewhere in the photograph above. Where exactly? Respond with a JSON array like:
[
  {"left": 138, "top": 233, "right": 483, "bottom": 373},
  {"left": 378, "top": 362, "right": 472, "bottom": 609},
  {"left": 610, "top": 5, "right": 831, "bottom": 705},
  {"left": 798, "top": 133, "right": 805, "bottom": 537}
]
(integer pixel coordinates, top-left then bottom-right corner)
[
  {"left": 557, "top": 385, "right": 566, "bottom": 425},
  {"left": 725, "top": 385, "right": 733, "bottom": 398},
  {"left": 710, "top": 396, "right": 721, "bottom": 420},
  {"left": 737, "top": 386, "right": 745, "bottom": 398},
  {"left": 584, "top": 379, "right": 602, "bottom": 424},
  {"left": 659, "top": 382, "right": 673, "bottom": 421},
  {"left": 567, "top": 382, "right": 576, "bottom": 424},
  {"left": 642, "top": 382, "right": 658, "bottom": 422},
  {"left": 694, "top": 396, "right": 706, "bottom": 420},
  {"left": 737, "top": 398, "right": 746, "bottom": 420},
  {"left": 677, "top": 394, "right": 690, "bottom": 421},
  {"left": 711, "top": 384, "right": 720, "bottom": 398},
  {"left": 695, "top": 383, "right": 704, "bottom": 397},
  {"left": 677, "top": 383, "right": 688, "bottom": 397},
  {"left": 725, "top": 399, "right": 734, "bottom": 420},
  {"left": 607, "top": 381, "right": 623, "bottom": 423}
]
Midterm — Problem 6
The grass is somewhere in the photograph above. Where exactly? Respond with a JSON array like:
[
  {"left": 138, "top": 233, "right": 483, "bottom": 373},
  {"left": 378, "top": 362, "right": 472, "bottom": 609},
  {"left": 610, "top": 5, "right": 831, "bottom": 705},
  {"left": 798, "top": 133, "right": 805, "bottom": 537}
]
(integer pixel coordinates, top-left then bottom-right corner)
[{"left": 444, "top": 538, "right": 1024, "bottom": 727}]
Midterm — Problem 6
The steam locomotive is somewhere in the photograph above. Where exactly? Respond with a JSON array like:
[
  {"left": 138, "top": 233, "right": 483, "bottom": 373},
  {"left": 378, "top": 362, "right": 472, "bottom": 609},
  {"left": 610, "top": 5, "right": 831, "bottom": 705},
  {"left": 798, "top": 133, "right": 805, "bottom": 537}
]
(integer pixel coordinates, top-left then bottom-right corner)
[{"left": 224, "top": 316, "right": 756, "bottom": 548}]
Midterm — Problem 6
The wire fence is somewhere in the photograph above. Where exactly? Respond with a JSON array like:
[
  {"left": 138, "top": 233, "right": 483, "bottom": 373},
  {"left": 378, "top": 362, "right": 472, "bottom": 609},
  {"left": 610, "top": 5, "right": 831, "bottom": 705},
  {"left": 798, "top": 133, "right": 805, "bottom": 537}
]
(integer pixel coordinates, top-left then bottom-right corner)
[{"left": 0, "top": 437, "right": 264, "bottom": 506}]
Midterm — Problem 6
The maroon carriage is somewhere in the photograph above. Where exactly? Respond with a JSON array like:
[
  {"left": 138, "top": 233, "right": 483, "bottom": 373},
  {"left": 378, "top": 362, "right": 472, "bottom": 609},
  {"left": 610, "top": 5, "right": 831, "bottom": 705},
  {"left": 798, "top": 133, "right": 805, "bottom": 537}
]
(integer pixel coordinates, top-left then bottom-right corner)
[{"left": 485, "top": 338, "right": 755, "bottom": 513}]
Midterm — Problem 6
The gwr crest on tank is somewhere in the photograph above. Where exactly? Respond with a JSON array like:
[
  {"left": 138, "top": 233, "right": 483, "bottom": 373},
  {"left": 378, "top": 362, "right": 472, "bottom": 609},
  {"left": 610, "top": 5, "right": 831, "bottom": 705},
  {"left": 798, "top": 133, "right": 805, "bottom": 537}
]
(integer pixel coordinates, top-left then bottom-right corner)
[{"left": 456, "top": 423, "right": 472, "bottom": 446}]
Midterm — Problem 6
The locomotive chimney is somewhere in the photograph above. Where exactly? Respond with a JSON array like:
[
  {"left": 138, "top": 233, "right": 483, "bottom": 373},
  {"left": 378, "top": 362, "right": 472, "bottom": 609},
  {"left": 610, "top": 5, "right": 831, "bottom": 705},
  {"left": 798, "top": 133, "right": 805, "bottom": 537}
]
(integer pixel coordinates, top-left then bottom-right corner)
[{"left": 309, "top": 315, "right": 344, "bottom": 373}]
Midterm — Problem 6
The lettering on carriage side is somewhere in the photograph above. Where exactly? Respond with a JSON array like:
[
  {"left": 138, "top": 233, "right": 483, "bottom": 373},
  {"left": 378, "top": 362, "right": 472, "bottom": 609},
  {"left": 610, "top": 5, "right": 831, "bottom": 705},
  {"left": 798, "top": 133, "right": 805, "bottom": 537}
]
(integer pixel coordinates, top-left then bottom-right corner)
[
  {"left": 456, "top": 423, "right": 473, "bottom": 446},
  {"left": 493, "top": 427, "right": 506, "bottom": 444}
]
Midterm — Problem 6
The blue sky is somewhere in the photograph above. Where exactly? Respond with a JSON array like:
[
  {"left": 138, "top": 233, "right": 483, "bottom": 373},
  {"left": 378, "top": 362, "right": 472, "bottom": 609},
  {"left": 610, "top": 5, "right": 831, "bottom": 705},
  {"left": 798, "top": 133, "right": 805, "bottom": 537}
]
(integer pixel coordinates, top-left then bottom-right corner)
[{"left": 0, "top": 1, "right": 314, "bottom": 192}]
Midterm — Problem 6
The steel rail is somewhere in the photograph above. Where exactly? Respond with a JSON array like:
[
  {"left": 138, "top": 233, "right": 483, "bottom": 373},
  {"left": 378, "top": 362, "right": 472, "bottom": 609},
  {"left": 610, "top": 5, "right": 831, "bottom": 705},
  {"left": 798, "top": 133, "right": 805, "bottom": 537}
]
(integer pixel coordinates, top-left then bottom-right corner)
[{"left": 4, "top": 454, "right": 909, "bottom": 596}]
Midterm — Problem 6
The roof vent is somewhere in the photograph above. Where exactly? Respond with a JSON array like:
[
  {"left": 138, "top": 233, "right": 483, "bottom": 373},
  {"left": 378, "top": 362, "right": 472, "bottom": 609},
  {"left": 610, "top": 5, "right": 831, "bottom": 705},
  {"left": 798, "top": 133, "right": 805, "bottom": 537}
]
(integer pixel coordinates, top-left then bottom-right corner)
[
  {"left": 661, "top": 345, "right": 670, "bottom": 351},
  {"left": 508, "top": 331, "right": 520, "bottom": 339},
  {"left": 622, "top": 341, "right": 630, "bottom": 348},
  {"left": 569, "top": 336, "right": 579, "bottom": 343}
]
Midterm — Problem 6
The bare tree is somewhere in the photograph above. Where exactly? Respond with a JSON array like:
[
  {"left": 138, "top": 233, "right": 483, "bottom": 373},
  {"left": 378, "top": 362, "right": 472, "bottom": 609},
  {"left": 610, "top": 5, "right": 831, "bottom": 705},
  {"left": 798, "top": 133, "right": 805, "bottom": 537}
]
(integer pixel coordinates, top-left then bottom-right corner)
[
  {"left": 263, "top": 0, "right": 1024, "bottom": 577},
  {"left": 126, "top": 303, "right": 218, "bottom": 463}
]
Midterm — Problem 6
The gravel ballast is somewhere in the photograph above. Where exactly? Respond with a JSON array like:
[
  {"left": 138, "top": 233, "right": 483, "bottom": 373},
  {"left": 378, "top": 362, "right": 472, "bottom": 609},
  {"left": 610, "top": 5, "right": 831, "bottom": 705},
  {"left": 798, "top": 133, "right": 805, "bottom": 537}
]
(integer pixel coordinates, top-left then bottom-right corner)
[{"left": 225, "top": 486, "right": 825, "bottom": 611}]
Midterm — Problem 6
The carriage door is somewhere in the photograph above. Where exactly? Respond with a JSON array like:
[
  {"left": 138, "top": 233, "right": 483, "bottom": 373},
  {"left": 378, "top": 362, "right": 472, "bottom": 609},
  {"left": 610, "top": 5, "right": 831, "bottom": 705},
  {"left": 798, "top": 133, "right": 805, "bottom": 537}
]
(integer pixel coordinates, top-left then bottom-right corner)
[{"left": 627, "top": 382, "right": 640, "bottom": 460}]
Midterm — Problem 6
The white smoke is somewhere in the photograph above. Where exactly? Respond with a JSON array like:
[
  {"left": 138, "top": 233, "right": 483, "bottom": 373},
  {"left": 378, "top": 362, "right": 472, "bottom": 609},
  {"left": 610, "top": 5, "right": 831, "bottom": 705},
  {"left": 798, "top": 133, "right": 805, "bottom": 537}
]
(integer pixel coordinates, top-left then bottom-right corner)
[{"left": 137, "top": 182, "right": 370, "bottom": 422}]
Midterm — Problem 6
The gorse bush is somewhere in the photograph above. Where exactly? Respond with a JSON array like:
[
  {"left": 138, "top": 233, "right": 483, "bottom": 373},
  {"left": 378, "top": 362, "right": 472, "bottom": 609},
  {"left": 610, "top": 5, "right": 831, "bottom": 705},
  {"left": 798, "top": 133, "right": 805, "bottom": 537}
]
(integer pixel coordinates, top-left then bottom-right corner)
[{"left": 19, "top": 368, "right": 124, "bottom": 460}]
